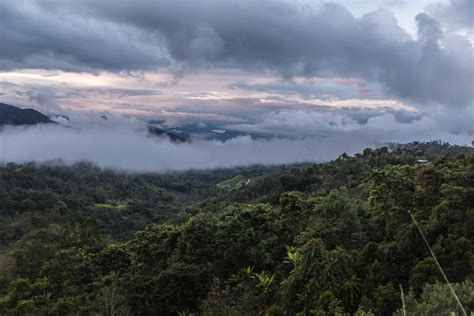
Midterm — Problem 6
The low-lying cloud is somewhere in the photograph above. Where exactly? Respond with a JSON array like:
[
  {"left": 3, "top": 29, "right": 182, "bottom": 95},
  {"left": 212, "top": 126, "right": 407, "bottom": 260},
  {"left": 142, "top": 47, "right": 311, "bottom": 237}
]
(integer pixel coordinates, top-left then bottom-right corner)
[
  {"left": 0, "top": 112, "right": 471, "bottom": 172},
  {"left": 226, "top": 107, "right": 474, "bottom": 139}
]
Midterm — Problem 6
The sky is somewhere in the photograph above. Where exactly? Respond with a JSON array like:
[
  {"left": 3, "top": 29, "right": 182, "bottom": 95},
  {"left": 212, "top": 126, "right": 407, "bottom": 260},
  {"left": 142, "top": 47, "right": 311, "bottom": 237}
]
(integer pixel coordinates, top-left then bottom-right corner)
[{"left": 0, "top": 0, "right": 473, "bottom": 171}]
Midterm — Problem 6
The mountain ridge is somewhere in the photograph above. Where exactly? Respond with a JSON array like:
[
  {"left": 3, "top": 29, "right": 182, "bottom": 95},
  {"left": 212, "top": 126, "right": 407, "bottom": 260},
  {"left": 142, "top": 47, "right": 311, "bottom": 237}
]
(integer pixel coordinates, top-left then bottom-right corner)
[
  {"left": 0, "top": 103, "right": 53, "bottom": 126},
  {"left": 0, "top": 102, "right": 187, "bottom": 143}
]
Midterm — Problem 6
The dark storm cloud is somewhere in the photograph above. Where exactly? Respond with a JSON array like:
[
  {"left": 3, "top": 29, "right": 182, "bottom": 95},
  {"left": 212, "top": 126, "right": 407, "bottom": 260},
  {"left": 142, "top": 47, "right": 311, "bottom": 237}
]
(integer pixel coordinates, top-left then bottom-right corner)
[
  {"left": 0, "top": 1, "right": 170, "bottom": 72},
  {"left": 0, "top": 0, "right": 473, "bottom": 108}
]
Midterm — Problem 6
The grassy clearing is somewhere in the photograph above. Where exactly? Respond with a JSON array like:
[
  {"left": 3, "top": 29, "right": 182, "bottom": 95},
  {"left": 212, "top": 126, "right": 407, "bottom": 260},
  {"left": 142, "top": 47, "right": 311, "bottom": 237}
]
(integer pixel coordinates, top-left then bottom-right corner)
[
  {"left": 94, "top": 203, "right": 127, "bottom": 210},
  {"left": 216, "top": 175, "right": 248, "bottom": 190}
]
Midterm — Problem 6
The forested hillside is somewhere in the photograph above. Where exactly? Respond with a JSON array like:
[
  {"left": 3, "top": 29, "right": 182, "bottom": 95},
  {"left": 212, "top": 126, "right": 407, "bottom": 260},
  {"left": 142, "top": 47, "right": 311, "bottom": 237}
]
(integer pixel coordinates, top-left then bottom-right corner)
[
  {"left": 0, "top": 103, "right": 52, "bottom": 126},
  {"left": 0, "top": 141, "right": 473, "bottom": 315}
]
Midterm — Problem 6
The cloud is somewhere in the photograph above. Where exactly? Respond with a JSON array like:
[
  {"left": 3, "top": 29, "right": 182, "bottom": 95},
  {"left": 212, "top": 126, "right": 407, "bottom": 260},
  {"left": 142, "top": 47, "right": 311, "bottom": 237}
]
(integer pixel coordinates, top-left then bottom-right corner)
[
  {"left": 0, "top": 1, "right": 170, "bottom": 72},
  {"left": 1, "top": 0, "right": 472, "bottom": 109},
  {"left": 226, "top": 110, "right": 359, "bottom": 138},
  {"left": 0, "top": 124, "right": 366, "bottom": 172},
  {"left": 0, "top": 80, "right": 164, "bottom": 114},
  {"left": 428, "top": 0, "right": 474, "bottom": 30},
  {"left": 61, "top": 88, "right": 163, "bottom": 99},
  {"left": 26, "top": 89, "right": 57, "bottom": 110},
  {"left": 226, "top": 107, "right": 474, "bottom": 139},
  {"left": 0, "top": 112, "right": 471, "bottom": 172},
  {"left": 228, "top": 79, "right": 366, "bottom": 100}
]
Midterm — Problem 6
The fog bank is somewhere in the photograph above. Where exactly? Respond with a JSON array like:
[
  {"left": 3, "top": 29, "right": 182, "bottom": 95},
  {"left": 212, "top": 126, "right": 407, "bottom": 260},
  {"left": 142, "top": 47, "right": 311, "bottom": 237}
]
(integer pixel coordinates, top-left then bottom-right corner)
[{"left": 0, "top": 114, "right": 471, "bottom": 172}]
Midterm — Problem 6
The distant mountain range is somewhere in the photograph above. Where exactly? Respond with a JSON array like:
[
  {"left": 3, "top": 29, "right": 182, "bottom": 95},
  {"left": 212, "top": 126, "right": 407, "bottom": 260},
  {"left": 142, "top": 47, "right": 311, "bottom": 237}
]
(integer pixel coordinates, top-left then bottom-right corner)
[
  {"left": 147, "top": 126, "right": 187, "bottom": 143},
  {"left": 160, "top": 122, "right": 262, "bottom": 141},
  {"left": 0, "top": 103, "right": 53, "bottom": 126},
  {"left": 0, "top": 102, "right": 187, "bottom": 143},
  {"left": 0, "top": 102, "right": 259, "bottom": 142}
]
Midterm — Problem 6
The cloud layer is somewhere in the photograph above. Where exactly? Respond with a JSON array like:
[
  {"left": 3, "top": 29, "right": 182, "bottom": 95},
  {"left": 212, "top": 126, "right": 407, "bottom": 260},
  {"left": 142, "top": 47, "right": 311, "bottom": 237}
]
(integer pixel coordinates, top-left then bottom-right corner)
[
  {"left": 1, "top": 0, "right": 472, "bottom": 109},
  {"left": 0, "top": 0, "right": 472, "bottom": 170},
  {"left": 0, "top": 111, "right": 471, "bottom": 172},
  {"left": 428, "top": 0, "right": 473, "bottom": 30}
]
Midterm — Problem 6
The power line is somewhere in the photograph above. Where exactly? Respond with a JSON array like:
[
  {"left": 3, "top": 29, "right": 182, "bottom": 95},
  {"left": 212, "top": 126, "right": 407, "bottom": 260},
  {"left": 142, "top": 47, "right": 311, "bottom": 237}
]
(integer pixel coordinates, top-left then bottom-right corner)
[{"left": 407, "top": 209, "right": 467, "bottom": 316}]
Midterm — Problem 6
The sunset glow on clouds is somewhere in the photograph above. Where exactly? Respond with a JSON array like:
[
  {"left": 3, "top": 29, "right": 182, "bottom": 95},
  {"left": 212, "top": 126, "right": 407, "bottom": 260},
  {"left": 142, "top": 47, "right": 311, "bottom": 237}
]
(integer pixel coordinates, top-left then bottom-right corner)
[
  {"left": 0, "top": 68, "right": 418, "bottom": 124},
  {"left": 0, "top": 0, "right": 472, "bottom": 137}
]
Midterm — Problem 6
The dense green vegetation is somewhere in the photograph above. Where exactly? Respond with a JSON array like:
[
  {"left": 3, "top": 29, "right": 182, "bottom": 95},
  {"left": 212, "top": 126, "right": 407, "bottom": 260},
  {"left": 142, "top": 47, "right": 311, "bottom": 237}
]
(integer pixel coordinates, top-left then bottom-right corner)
[{"left": 0, "top": 141, "right": 473, "bottom": 315}]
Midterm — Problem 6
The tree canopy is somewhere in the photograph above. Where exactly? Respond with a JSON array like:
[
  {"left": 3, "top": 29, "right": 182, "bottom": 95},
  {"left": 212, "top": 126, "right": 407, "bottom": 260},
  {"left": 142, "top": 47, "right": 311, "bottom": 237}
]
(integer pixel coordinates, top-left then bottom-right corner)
[{"left": 0, "top": 141, "right": 472, "bottom": 315}]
